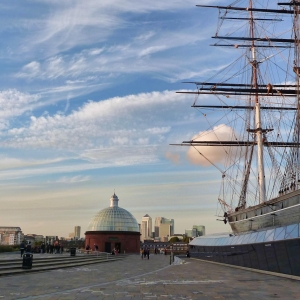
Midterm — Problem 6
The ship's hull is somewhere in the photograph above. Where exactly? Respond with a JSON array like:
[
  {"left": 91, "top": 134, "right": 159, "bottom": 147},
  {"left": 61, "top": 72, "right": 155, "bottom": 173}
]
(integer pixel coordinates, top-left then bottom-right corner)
[
  {"left": 189, "top": 219, "right": 300, "bottom": 276},
  {"left": 189, "top": 237, "right": 300, "bottom": 276},
  {"left": 227, "top": 189, "right": 300, "bottom": 234}
]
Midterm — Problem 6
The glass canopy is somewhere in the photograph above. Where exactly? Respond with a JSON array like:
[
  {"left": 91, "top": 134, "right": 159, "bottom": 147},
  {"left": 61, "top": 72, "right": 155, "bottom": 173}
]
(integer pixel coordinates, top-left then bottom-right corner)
[
  {"left": 87, "top": 194, "right": 140, "bottom": 233},
  {"left": 189, "top": 223, "right": 300, "bottom": 247}
]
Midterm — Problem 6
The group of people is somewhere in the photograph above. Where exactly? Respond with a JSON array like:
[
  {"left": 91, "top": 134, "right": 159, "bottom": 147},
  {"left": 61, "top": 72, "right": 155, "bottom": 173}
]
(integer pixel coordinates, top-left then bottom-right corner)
[
  {"left": 20, "top": 241, "right": 64, "bottom": 257},
  {"left": 20, "top": 241, "right": 31, "bottom": 257},
  {"left": 111, "top": 247, "right": 119, "bottom": 255},
  {"left": 85, "top": 244, "right": 99, "bottom": 253},
  {"left": 140, "top": 247, "right": 150, "bottom": 259}
]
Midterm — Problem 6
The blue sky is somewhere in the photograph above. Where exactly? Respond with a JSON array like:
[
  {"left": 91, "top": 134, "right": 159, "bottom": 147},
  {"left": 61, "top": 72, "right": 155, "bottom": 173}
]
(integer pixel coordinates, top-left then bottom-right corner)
[{"left": 0, "top": 0, "right": 244, "bottom": 237}]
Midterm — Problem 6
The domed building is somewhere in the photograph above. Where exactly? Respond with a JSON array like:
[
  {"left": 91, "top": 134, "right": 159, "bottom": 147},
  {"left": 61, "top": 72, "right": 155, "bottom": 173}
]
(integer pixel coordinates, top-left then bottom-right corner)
[{"left": 85, "top": 193, "right": 140, "bottom": 253}]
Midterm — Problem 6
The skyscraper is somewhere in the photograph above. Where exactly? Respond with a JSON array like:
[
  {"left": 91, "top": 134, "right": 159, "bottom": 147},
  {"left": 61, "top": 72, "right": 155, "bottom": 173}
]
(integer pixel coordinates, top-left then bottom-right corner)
[
  {"left": 185, "top": 225, "right": 205, "bottom": 237},
  {"left": 141, "top": 214, "right": 152, "bottom": 241},
  {"left": 193, "top": 225, "right": 205, "bottom": 236},
  {"left": 74, "top": 226, "right": 81, "bottom": 239},
  {"left": 154, "top": 217, "right": 174, "bottom": 241}
]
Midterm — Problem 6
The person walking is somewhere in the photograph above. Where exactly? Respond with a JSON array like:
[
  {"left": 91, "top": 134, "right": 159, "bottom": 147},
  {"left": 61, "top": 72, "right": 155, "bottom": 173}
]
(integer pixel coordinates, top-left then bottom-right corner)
[
  {"left": 20, "top": 241, "right": 25, "bottom": 257},
  {"left": 140, "top": 248, "right": 144, "bottom": 259},
  {"left": 40, "top": 243, "right": 45, "bottom": 254},
  {"left": 26, "top": 242, "right": 32, "bottom": 253}
]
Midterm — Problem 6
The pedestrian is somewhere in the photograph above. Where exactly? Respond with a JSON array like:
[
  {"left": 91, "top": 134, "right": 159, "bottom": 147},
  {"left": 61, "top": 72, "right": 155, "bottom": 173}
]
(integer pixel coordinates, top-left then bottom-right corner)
[
  {"left": 146, "top": 248, "right": 149, "bottom": 260},
  {"left": 41, "top": 243, "right": 45, "bottom": 254},
  {"left": 20, "top": 241, "right": 25, "bottom": 257},
  {"left": 26, "top": 241, "right": 32, "bottom": 253},
  {"left": 54, "top": 241, "right": 59, "bottom": 254},
  {"left": 140, "top": 248, "right": 144, "bottom": 259}
]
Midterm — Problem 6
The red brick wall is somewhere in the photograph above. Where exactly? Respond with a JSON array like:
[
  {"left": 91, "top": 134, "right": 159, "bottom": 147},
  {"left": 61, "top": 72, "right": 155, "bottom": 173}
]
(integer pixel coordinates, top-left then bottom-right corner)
[{"left": 85, "top": 231, "right": 140, "bottom": 253}]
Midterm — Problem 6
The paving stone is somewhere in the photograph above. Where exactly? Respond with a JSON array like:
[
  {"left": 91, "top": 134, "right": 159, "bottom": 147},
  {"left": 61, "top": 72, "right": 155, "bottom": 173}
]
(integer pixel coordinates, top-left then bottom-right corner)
[{"left": 0, "top": 253, "right": 299, "bottom": 299}]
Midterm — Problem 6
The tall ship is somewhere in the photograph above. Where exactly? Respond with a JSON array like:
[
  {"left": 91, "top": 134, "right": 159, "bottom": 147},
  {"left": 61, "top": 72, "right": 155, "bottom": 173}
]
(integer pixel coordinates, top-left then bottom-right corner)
[{"left": 176, "top": 1, "right": 300, "bottom": 276}]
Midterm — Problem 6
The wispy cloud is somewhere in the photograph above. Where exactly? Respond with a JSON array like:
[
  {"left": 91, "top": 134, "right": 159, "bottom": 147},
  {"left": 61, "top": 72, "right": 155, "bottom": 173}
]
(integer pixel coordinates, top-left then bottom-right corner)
[
  {"left": 0, "top": 156, "right": 68, "bottom": 170},
  {"left": 3, "top": 90, "right": 194, "bottom": 150},
  {"left": 55, "top": 175, "right": 90, "bottom": 183}
]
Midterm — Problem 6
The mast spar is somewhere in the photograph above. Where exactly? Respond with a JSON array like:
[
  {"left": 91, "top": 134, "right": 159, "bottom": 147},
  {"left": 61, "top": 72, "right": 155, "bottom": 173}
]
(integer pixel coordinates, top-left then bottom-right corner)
[{"left": 249, "top": 0, "right": 266, "bottom": 203}]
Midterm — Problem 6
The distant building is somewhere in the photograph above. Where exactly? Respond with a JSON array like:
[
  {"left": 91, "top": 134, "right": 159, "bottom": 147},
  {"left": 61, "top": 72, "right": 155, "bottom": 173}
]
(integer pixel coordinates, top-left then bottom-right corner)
[
  {"left": 24, "top": 234, "right": 44, "bottom": 245},
  {"left": 185, "top": 225, "right": 205, "bottom": 238},
  {"left": 74, "top": 226, "right": 81, "bottom": 239},
  {"left": 154, "top": 217, "right": 174, "bottom": 241},
  {"left": 141, "top": 214, "right": 152, "bottom": 242},
  {"left": 0, "top": 227, "right": 23, "bottom": 245},
  {"left": 23, "top": 235, "right": 35, "bottom": 245},
  {"left": 141, "top": 241, "right": 170, "bottom": 252},
  {"left": 193, "top": 225, "right": 205, "bottom": 236},
  {"left": 45, "top": 236, "right": 59, "bottom": 245}
]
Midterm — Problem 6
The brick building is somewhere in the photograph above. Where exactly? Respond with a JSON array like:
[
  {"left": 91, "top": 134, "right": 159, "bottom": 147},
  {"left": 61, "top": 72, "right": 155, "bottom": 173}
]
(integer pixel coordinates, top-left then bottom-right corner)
[{"left": 0, "top": 226, "right": 23, "bottom": 245}]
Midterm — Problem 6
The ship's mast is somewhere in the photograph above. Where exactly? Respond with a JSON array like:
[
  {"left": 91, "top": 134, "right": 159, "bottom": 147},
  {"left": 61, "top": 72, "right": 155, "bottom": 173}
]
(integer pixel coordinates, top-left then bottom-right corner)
[
  {"left": 174, "top": 3, "right": 298, "bottom": 210},
  {"left": 295, "top": 2, "right": 300, "bottom": 186},
  {"left": 249, "top": 0, "right": 266, "bottom": 203}
]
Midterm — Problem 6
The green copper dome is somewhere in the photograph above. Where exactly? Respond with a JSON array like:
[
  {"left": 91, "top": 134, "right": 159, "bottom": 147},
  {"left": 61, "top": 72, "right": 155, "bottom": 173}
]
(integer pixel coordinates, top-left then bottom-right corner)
[{"left": 87, "top": 193, "right": 139, "bottom": 232}]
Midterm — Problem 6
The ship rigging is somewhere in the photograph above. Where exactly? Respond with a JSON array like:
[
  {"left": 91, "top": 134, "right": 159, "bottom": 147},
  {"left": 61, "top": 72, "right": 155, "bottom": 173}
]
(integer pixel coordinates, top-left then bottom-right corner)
[{"left": 173, "top": 1, "right": 300, "bottom": 229}]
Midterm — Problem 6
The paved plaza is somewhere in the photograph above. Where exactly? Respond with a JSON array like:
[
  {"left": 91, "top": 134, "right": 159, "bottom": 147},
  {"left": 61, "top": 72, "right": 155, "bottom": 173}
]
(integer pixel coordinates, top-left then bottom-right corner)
[{"left": 0, "top": 253, "right": 300, "bottom": 299}]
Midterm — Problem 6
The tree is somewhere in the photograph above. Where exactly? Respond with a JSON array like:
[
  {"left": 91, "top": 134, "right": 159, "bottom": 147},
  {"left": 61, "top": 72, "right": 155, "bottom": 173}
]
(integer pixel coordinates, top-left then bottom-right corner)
[
  {"left": 182, "top": 236, "right": 190, "bottom": 243},
  {"left": 169, "top": 237, "right": 180, "bottom": 244}
]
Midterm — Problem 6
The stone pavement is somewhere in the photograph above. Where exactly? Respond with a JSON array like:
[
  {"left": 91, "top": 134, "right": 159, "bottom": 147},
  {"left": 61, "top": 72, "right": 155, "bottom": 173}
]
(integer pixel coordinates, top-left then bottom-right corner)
[{"left": 0, "top": 253, "right": 299, "bottom": 299}]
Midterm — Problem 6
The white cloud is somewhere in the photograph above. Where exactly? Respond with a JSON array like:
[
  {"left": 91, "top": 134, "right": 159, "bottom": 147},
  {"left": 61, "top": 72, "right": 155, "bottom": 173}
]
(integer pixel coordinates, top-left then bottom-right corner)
[
  {"left": 0, "top": 156, "right": 68, "bottom": 170},
  {"left": 22, "top": 61, "right": 40, "bottom": 78},
  {"left": 139, "top": 46, "right": 167, "bottom": 57},
  {"left": 187, "top": 124, "right": 241, "bottom": 166},
  {"left": 146, "top": 127, "right": 171, "bottom": 135},
  {"left": 55, "top": 175, "right": 90, "bottom": 183},
  {"left": 16, "top": 27, "right": 207, "bottom": 82},
  {"left": 11, "top": 0, "right": 204, "bottom": 61},
  {"left": 0, "top": 89, "right": 40, "bottom": 120},
  {"left": 3, "top": 91, "right": 194, "bottom": 155},
  {"left": 165, "top": 151, "right": 180, "bottom": 164}
]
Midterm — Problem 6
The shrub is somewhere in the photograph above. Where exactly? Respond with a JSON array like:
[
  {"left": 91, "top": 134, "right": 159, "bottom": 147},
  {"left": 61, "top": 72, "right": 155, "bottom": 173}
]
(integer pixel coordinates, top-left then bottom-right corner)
[{"left": 0, "top": 245, "right": 19, "bottom": 253}]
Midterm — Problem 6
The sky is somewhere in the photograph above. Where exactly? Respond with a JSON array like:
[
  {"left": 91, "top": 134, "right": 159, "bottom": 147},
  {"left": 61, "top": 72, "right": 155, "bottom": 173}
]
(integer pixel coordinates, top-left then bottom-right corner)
[{"left": 0, "top": 0, "right": 274, "bottom": 238}]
